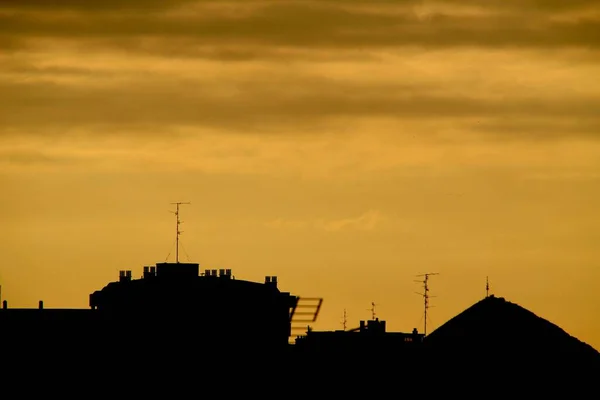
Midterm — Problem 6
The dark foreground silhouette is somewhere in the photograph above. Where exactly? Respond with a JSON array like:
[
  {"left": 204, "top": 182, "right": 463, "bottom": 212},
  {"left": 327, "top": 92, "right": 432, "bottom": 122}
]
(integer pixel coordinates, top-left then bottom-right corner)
[{"left": 1, "top": 262, "right": 598, "bottom": 390}]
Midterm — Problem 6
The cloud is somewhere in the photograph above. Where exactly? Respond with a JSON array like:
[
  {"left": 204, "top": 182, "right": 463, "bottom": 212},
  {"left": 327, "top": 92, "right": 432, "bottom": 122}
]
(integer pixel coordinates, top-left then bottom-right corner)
[
  {"left": 1, "top": 73, "right": 598, "bottom": 139},
  {"left": 1, "top": 0, "right": 599, "bottom": 57},
  {"left": 0, "top": 1, "right": 598, "bottom": 144},
  {"left": 265, "top": 210, "right": 385, "bottom": 232},
  {"left": 466, "top": 118, "right": 600, "bottom": 140},
  {"left": 318, "top": 210, "right": 384, "bottom": 232},
  {"left": 0, "top": 148, "right": 81, "bottom": 167}
]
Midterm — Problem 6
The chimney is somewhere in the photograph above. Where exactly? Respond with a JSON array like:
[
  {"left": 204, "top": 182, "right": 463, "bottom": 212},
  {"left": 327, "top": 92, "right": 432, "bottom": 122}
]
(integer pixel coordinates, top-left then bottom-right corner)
[
  {"left": 143, "top": 266, "right": 155, "bottom": 279},
  {"left": 220, "top": 269, "right": 232, "bottom": 279},
  {"left": 264, "top": 276, "right": 278, "bottom": 287},
  {"left": 39, "top": 300, "right": 44, "bottom": 309},
  {"left": 119, "top": 270, "right": 132, "bottom": 282}
]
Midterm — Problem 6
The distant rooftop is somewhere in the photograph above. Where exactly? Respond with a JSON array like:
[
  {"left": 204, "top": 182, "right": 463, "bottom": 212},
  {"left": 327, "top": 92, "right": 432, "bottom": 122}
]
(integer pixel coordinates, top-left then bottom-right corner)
[{"left": 425, "top": 295, "right": 600, "bottom": 366}]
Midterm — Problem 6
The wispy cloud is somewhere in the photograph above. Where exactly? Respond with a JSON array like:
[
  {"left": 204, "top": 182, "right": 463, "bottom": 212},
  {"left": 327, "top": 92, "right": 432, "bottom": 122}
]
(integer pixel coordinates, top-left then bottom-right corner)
[
  {"left": 265, "top": 210, "right": 385, "bottom": 232},
  {"left": 0, "top": 148, "right": 82, "bottom": 167},
  {"left": 1, "top": 52, "right": 599, "bottom": 140},
  {"left": 317, "top": 210, "right": 384, "bottom": 232}
]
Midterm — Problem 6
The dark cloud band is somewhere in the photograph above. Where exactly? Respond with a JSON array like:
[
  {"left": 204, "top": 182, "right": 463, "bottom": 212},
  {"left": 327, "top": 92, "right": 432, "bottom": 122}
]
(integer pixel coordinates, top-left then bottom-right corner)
[{"left": 1, "top": 1, "right": 598, "bottom": 53}]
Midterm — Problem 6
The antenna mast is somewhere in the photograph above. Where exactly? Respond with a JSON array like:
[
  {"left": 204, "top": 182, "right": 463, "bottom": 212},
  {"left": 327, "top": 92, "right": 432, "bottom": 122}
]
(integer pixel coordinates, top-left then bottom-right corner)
[
  {"left": 170, "top": 202, "right": 191, "bottom": 264},
  {"left": 370, "top": 302, "right": 377, "bottom": 320},
  {"left": 415, "top": 272, "right": 439, "bottom": 337},
  {"left": 342, "top": 309, "right": 347, "bottom": 331},
  {"left": 486, "top": 276, "right": 490, "bottom": 298}
]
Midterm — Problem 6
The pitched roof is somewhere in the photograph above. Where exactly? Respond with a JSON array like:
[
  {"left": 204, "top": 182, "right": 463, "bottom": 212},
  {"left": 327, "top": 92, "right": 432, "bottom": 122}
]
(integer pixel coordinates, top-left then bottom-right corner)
[{"left": 425, "top": 295, "right": 599, "bottom": 367}]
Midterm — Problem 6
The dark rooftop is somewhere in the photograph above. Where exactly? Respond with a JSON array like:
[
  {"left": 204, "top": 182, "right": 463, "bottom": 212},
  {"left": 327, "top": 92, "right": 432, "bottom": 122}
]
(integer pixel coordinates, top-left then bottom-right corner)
[{"left": 425, "top": 295, "right": 600, "bottom": 371}]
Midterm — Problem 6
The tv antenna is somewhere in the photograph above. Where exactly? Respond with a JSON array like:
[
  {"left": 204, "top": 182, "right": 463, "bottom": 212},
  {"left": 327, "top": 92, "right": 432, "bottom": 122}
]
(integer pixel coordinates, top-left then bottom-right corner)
[
  {"left": 486, "top": 276, "right": 490, "bottom": 298},
  {"left": 415, "top": 272, "right": 439, "bottom": 337},
  {"left": 368, "top": 302, "right": 377, "bottom": 320},
  {"left": 342, "top": 308, "right": 347, "bottom": 331},
  {"left": 170, "top": 202, "right": 190, "bottom": 263}
]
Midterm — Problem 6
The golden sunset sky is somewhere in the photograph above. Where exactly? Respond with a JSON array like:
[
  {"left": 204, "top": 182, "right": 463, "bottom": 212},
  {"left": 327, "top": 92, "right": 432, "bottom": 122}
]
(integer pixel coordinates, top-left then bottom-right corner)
[{"left": 1, "top": 0, "right": 599, "bottom": 348}]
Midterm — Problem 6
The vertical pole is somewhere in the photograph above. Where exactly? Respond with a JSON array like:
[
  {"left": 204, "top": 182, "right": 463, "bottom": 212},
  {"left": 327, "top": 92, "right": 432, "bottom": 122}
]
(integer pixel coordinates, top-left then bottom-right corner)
[
  {"left": 416, "top": 272, "right": 438, "bottom": 337},
  {"left": 424, "top": 275, "right": 428, "bottom": 337},
  {"left": 175, "top": 203, "right": 179, "bottom": 264},
  {"left": 170, "top": 202, "right": 190, "bottom": 264}
]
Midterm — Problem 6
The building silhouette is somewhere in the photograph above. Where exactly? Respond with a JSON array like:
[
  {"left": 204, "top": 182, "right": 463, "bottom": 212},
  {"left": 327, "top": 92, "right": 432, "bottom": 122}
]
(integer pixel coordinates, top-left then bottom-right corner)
[
  {"left": 90, "top": 262, "right": 297, "bottom": 351},
  {"left": 0, "top": 261, "right": 321, "bottom": 358},
  {"left": 294, "top": 317, "right": 423, "bottom": 357},
  {"left": 1, "top": 261, "right": 599, "bottom": 381}
]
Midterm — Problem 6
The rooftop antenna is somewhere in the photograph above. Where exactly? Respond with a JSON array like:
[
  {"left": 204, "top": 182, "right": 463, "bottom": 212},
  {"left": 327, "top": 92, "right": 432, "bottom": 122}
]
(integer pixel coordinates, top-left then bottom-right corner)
[
  {"left": 369, "top": 302, "right": 377, "bottom": 320},
  {"left": 342, "top": 308, "right": 347, "bottom": 331},
  {"left": 415, "top": 272, "right": 439, "bottom": 337},
  {"left": 170, "top": 202, "right": 191, "bottom": 264},
  {"left": 486, "top": 276, "right": 490, "bottom": 298}
]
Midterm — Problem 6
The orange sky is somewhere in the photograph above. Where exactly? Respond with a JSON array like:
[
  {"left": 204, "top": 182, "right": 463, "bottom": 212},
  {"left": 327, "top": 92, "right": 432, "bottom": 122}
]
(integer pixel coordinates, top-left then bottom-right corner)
[{"left": 1, "top": 0, "right": 599, "bottom": 349}]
